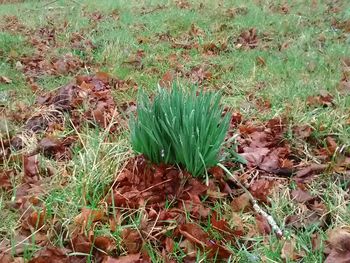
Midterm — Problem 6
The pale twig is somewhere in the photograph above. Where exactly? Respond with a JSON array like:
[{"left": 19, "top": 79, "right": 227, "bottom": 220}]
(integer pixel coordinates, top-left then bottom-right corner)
[{"left": 217, "top": 163, "right": 283, "bottom": 238}]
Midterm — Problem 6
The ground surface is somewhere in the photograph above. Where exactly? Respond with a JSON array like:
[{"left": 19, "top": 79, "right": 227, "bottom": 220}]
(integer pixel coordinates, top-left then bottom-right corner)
[{"left": 0, "top": 0, "right": 350, "bottom": 262}]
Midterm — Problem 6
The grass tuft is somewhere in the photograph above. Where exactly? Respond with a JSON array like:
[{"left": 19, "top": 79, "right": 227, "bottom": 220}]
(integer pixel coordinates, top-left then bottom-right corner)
[{"left": 130, "top": 85, "right": 230, "bottom": 177}]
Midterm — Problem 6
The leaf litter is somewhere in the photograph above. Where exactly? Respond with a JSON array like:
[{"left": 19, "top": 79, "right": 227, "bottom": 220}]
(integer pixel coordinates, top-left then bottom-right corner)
[{"left": 1, "top": 6, "right": 350, "bottom": 263}]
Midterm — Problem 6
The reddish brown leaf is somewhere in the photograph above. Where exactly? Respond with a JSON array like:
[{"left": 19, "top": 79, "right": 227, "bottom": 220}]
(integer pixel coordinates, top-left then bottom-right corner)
[
  {"left": 27, "top": 209, "right": 46, "bottom": 229},
  {"left": 317, "top": 136, "right": 338, "bottom": 157},
  {"left": 95, "top": 72, "right": 111, "bottom": 83},
  {"left": 178, "top": 223, "right": 208, "bottom": 247},
  {"left": 325, "top": 228, "right": 350, "bottom": 263},
  {"left": 211, "top": 215, "right": 231, "bottom": 235},
  {"left": 0, "top": 170, "right": 13, "bottom": 190},
  {"left": 94, "top": 236, "right": 115, "bottom": 252},
  {"left": 249, "top": 179, "right": 274, "bottom": 203},
  {"left": 293, "top": 124, "right": 313, "bottom": 139},
  {"left": 71, "top": 234, "right": 92, "bottom": 253},
  {"left": 230, "top": 111, "right": 242, "bottom": 127},
  {"left": 121, "top": 228, "right": 142, "bottom": 254},
  {"left": 102, "top": 254, "right": 140, "bottom": 263},
  {"left": 240, "top": 147, "right": 270, "bottom": 168},
  {"left": 231, "top": 193, "right": 251, "bottom": 212},
  {"left": 291, "top": 189, "right": 315, "bottom": 203},
  {"left": 23, "top": 154, "right": 39, "bottom": 178},
  {"left": 311, "top": 233, "right": 322, "bottom": 251},
  {"left": 165, "top": 237, "right": 174, "bottom": 253},
  {"left": 286, "top": 208, "right": 323, "bottom": 229},
  {"left": 159, "top": 71, "right": 174, "bottom": 88},
  {"left": 28, "top": 246, "right": 70, "bottom": 263},
  {"left": 208, "top": 166, "right": 224, "bottom": 180},
  {"left": 307, "top": 90, "right": 334, "bottom": 107},
  {"left": 255, "top": 214, "right": 271, "bottom": 235},
  {"left": 294, "top": 164, "right": 328, "bottom": 183},
  {"left": 74, "top": 208, "right": 104, "bottom": 230},
  {"left": 178, "top": 223, "right": 232, "bottom": 259},
  {"left": 281, "top": 239, "right": 299, "bottom": 261}
]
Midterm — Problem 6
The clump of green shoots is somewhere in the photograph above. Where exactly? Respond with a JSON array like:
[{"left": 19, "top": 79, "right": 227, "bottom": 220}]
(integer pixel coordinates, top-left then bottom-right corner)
[{"left": 130, "top": 85, "right": 230, "bottom": 177}]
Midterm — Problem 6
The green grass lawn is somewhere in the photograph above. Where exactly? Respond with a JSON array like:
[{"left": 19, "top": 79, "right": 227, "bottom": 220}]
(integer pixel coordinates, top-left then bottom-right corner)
[{"left": 1, "top": 0, "right": 350, "bottom": 262}]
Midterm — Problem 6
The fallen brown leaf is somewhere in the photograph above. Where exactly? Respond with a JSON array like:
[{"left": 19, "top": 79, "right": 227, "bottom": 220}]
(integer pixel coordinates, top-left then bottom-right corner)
[
  {"left": 325, "top": 228, "right": 350, "bottom": 263},
  {"left": 249, "top": 179, "right": 274, "bottom": 203},
  {"left": 281, "top": 239, "right": 298, "bottom": 261},
  {"left": 159, "top": 70, "right": 174, "bottom": 88},
  {"left": 121, "top": 228, "right": 142, "bottom": 254},
  {"left": 255, "top": 214, "right": 271, "bottom": 235},
  {"left": 23, "top": 154, "right": 39, "bottom": 178},
  {"left": 294, "top": 164, "right": 328, "bottom": 183},
  {"left": 102, "top": 254, "right": 140, "bottom": 263},
  {"left": 291, "top": 189, "right": 315, "bottom": 203},
  {"left": 231, "top": 193, "right": 251, "bottom": 212}
]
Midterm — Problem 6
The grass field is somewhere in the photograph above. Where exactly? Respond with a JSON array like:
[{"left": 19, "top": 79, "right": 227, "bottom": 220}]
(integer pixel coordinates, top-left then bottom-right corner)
[{"left": 1, "top": 0, "right": 350, "bottom": 262}]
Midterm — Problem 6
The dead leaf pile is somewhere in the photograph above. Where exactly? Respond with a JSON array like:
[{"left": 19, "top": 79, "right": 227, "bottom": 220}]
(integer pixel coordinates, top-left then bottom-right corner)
[
  {"left": 237, "top": 117, "right": 294, "bottom": 175},
  {"left": 236, "top": 28, "right": 259, "bottom": 49},
  {"left": 104, "top": 155, "right": 243, "bottom": 261}
]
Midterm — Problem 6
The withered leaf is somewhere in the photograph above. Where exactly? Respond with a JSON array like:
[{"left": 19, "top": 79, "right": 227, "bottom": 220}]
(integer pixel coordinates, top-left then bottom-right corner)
[
  {"left": 94, "top": 236, "right": 115, "bottom": 252},
  {"left": 306, "top": 90, "right": 334, "bottom": 107},
  {"left": 121, "top": 228, "right": 142, "bottom": 254},
  {"left": 159, "top": 71, "right": 174, "bottom": 88},
  {"left": 178, "top": 223, "right": 208, "bottom": 247},
  {"left": 281, "top": 239, "right": 299, "bottom": 261},
  {"left": 102, "top": 254, "right": 140, "bottom": 263},
  {"left": 249, "top": 179, "right": 274, "bottom": 203},
  {"left": 255, "top": 214, "right": 271, "bottom": 235},
  {"left": 293, "top": 124, "right": 313, "bottom": 139},
  {"left": 325, "top": 228, "right": 350, "bottom": 263},
  {"left": 0, "top": 170, "right": 13, "bottom": 190},
  {"left": 28, "top": 246, "right": 70, "bottom": 263},
  {"left": 294, "top": 164, "right": 328, "bottom": 183},
  {"left": 291, "top": 189, "right": 315, "bottom": 203},
  {"left": 23, "top": 154, "right": 39, "bottom": 178},
  {"left": 231, "top": 193, "right": 251, "bottom": 212},
  {"left": 165, "top": 237, "right": 174, "bottom": 253},
  {"left": 74, "top": 208, "right": 104, "bottom": 228},
  {"left": 71, "top": 234, "right": 92, "bottom": 253}
]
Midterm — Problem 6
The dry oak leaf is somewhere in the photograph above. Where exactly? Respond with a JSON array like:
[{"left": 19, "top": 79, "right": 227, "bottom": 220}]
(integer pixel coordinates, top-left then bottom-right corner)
[
  {"left": 294, "top": 164, "right": 328, "bottom": 183},
  {"left": 23, "top": 154, "right": 39, "bottom": 178},
  {"left": 121, "top": 228, "right": 142, "bottom": 254},
  {"left": 255, "top": 214, "right": 271, "bottom": 235},
  {"left": 231, "top": 193, "right": 251, "bottom": 212},
  {"left": 94, "top": 236, "right": 115, "bottom": 253},
  {"left": 249, "top": 179, "right": 274, "bottom": 203},
  {"left": 306, "top": 90, "right": 334, "bottom": 107},
  {"left": 281, "top": 239, "right": 300, "bottom": 261},
  {"left": 28, "top": 246, "right": 70, "bottom": 263},
  {"left": 102, "top": 254, "right": 141, "bottom": 263},
  {"left": 74, "top": 208, "right": 104, "bottom": 225},
  {"left": 325, "top": 227, "right": 350, "bottom": 263},
  {"left": 290, "top": 189, "right": 315, "bottom": 203},
  {"left": 159, "top": 70, "right": 174, "bottom": 88}
]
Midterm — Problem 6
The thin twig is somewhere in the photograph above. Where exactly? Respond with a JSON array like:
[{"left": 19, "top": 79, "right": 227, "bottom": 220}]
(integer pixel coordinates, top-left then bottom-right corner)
[{"left": 217, "top": 163, "right": 283, "bottom": 238}]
